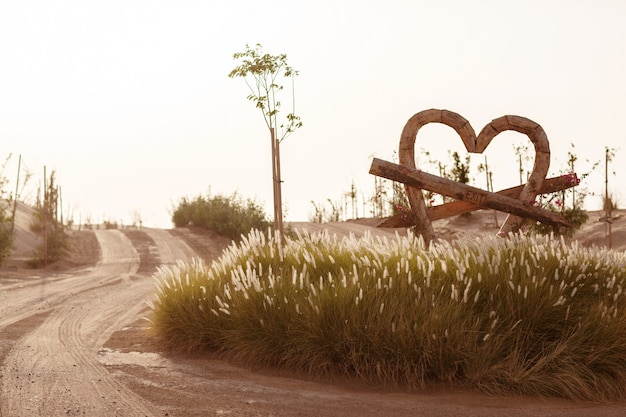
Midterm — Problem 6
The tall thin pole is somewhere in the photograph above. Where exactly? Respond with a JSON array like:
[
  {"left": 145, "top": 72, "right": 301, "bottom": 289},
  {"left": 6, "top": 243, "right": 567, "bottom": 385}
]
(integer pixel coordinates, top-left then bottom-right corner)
[
  {"left": 11, "top": 154, "right": 21, "bottom": 234},
  {"left": 43, "top": 165, "right": 48, "bottom": 266},
  {"left": 484, "top": 156, "right": 499, "bottom": 228},
  {"left": 59, "top": 186, "right": 63, "bottom": 230},
  {"left": 274, "top": 134, "right": 284, "bottom": 238},
  {"left": 483, "top": 156, "right": 490, "bottom": 191},
  {"left": 270, "top": 127, "right": 283, "bottom": 242},
  {"left": 270, "top": 127, "right": 277, "bottom": 229},
  {"left": 605, "top": 148, "right": 612, "bottom": 250}
]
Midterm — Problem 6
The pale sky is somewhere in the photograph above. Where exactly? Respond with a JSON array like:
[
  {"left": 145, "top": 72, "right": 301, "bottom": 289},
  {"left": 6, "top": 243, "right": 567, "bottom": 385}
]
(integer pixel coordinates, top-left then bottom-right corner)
[{"left": 1, "top": 0, "right": 625, "bottom": 228}]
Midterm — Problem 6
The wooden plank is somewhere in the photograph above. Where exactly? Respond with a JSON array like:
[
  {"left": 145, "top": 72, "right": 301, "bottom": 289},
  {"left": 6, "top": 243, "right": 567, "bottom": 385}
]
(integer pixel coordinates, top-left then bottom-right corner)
[
  {"left": 369, "top": 158, "right": 571, "bottom": 227},
  {"left": 378, "top": 173, "right": 579, "bottom": 228}
]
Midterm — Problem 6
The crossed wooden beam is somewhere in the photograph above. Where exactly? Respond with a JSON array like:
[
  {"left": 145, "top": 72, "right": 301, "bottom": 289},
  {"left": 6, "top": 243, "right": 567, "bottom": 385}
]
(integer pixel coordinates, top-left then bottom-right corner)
[
  {"left": 370, "top": 158, "right": 574, "bottom": 228},
  {"left": 370, "top": 110, "right": 578, "bottom": 239}
]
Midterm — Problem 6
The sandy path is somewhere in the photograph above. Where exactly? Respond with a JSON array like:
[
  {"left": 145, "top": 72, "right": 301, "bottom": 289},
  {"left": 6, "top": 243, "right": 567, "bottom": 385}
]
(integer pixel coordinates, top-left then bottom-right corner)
[
  {"left": 0, "top": 229, "right": 188, "bottom": 417},
  {"left": 143, "top": 228, "right": 196, "bottom": 266}
]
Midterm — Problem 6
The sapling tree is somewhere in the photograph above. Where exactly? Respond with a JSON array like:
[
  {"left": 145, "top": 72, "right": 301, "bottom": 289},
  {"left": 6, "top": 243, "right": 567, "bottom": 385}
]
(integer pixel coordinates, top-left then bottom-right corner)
[
  {"left": 309, "top": 200, "right": 326, "bottom": 223},
  {"left": 603, "top": 146, "right": 617, "bottom": 212},
  {"left": 603, "top": 146, "right": 618, "bottom": 248},
  {"left": 229, "top": 44, "right": 302, "bottom": 239},
  {"left": 344, "top": 180, "right": 358, "bottom": 219},
  {"left": 449, "top": 151, "right": 471, "bottom": 185},
  {"left": 370, "top": 176, "right": 388, "bottom": 218},
  {"left": 0, "top": 155, "right": 14, "bottom": 264},
  {"left": 513, "top": 142, "right": 532, "bottom": 185},
  {"left": 30, "top": 168, "right": 68, "bottom": 267},
  {"left": 10, "top": 154, "right": 33, "bottom": 234},
  {"left": 525, "top": 143, "right": 603, "bottom": 238},
  {"left": 417, "top": 148, "right": 443, "bottom": 206}
]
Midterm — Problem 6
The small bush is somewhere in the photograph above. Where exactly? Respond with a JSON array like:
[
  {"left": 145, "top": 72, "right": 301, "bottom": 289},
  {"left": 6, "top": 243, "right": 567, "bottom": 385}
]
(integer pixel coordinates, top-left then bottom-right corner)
[
  {"left": 171, "top": 192, "right": 271, "bottom": 240},
  {"left": 529, "top": 172, "right": 589, "bottom": 238},
  {"left": 103, "top": 220, "right": 119, "bottom": 230},
  {"left": 530, "top": 206, "right": 589, "bottom": 238},
  {"left": 0, "top": 220, "right": 12, "bottom": 265},
  {"left": 27, "top": 226, "right": 69, "bottom": 268},
  {"left": 150, "top": 230, "right": 626, "bottom": 401}
]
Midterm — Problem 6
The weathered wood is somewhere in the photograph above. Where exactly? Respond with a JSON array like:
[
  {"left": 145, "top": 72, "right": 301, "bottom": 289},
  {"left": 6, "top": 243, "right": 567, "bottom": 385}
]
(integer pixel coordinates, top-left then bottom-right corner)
[
  {"left": 397, "top": 109, "right": 553, "bottom": 239},
  {"left": 378, "top": 173, "right": 579, "bottom": 228},
  {"left": 370, "top": 158, "right": 571, "bottom": 227}
]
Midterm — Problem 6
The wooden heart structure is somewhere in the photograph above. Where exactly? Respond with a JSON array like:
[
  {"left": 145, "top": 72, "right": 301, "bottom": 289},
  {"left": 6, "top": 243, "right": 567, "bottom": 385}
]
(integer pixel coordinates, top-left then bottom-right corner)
[{"left": 369, "top": 109, "right": 576, "bottom": 242}]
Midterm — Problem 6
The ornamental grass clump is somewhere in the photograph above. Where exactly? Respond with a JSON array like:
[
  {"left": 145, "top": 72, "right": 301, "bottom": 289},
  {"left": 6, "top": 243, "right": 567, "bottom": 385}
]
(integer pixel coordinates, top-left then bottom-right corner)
[{"left": 149, "top": 229, "right": 626, "bottom": 401}]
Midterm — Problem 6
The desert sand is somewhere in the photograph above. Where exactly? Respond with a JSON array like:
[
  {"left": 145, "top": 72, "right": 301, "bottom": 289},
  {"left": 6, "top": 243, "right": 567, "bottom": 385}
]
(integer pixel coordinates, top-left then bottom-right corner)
[{"left": 1, "top": 203, "right": 626, "bottom": 416}]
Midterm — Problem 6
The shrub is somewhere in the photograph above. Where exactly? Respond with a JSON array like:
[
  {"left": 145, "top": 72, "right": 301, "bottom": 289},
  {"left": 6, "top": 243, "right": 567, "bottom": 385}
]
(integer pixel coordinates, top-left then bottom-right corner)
[
  {"left": 149, "top": 231, "right": 626, "bottom": 401},
  {"left": 530, "top": 206, "right": 589, "bottom": 238},
  {"left": 0, "top": 158, "right": 14, "bottom": 265},
  {"left": 529, "top": 172, "right": 588, "bottom": 238},
  {"left": 27, "top": 168, "right": 69, "bottom": 268},
  {"left": 27, "top": 225, "right": 69, "bottom": 268},
  {"left": 171, "top": 192, "right": 271, "bottom": 240},
  {"left": 0, "top": 215, "right": 12, "bottom": 265}
]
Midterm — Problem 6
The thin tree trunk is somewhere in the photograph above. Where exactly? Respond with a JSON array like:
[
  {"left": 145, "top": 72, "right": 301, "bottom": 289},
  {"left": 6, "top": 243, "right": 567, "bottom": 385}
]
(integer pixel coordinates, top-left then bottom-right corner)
[
  {"left": 270, "top": 128, "right": 277, "bottom": 229},
  {"left": 59, "top": 186, "right": 63, "bottom": 230},
  {"left": 274, "top": 134, "right": 284, "bottom": 238},
  {"left": 11, "top": 154, "right": 21, "bottom": 234},
  {"left": 43, "top": 166, "right": 48, "bottom": 267},
  {"left": 270, "top": 128, "right": 284, "bottom": 242},
  {"left": 606, "top": 148, "right": 612, "bottom": 249}
]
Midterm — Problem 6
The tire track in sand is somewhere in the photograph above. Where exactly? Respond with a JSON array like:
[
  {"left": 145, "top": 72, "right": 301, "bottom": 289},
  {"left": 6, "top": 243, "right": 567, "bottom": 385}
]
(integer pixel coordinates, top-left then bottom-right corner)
[{"left": 0, "top": 229, "right": 167, "bottom": 416}]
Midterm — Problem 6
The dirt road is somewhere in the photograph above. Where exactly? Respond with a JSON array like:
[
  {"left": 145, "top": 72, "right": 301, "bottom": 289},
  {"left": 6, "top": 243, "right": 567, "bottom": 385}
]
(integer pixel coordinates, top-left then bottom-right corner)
[{"left": 2, "top": 227, "right": 626, "bottom": 416}]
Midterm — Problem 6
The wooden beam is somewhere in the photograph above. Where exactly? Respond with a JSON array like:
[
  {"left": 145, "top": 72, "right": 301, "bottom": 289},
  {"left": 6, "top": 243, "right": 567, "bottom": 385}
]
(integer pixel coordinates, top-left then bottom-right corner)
[
  {"left": 369, "top": 158, "right": 571, "bottom": 227},
  {"left": 378, "top": 173, "right": 579, "bottom": 228}
]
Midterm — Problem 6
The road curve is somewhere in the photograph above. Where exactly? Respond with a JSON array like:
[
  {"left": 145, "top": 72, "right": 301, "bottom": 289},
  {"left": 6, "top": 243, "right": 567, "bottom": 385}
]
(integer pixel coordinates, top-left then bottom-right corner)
[{"left": 0, "top": 229, "right": 196, "bottom": 417}]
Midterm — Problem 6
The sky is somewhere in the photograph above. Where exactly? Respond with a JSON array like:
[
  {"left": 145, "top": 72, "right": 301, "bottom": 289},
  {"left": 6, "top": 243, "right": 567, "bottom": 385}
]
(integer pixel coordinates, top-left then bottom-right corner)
[{"left": 1, "top": 0, "right": 625, "bottom": 228}]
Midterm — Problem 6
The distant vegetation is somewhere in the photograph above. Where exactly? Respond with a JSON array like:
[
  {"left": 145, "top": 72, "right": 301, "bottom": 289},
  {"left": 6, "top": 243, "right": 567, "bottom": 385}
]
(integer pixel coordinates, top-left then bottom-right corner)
[
  {"left": 171, "top": 192, "right": 271, "bottom": 240},
  {"left": 311, "top": 143, "right": 611, "bottom": 241},
  {"left": 28, "top": 169, "right": 69, "bottom": 267},
  {"left": 0, "top": 154, "right": 72, "bottom": 268},
  {"left": 150, "top": 230, "right": 626, "bottom": 401},
  {"left": 0, "top": 203, "right": 12, "bottom": 265},
  {"left": 0, "top": 155, "right": 18, "bottom": 265}
]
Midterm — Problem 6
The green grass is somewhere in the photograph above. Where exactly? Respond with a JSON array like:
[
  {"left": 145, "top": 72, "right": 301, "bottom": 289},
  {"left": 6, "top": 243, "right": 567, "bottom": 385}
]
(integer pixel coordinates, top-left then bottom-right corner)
[{"left": 149, "top": 230, "right": 626, "bottom": 401}]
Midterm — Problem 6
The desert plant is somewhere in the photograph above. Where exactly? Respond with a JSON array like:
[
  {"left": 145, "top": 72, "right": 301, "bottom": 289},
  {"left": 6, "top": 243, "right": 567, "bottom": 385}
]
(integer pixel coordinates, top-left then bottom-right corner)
[
  {"left": 530, "top": 204, "right": 588, "bottom": 238},
  {"left": 229, "top": 44, "right": 303, "bottom": 239},
  {"left": 171, "top": 191, "right": 271, "bottom": 241},
  {"left": 388, "top": 150, "right": 411, "bottom": 216},
  {"left": 0, "top": 155, "right": 14, "bottom": 265},
  {"left": 150, "top": 230, "right": 626, "bottom": 401},
  {"left": 102, "top": 219, "right": 119, "bottom": 230},
  {"left": 309, "top": 201, "right": 326, "bottom": 223},
  {"left": 558, "top": 143, "right": 601, "bottom": 213},
  {"left": 344, "top": 180, "right": 359, "bottom": 219},
  {"left": 369, "top": 176, "right": 388, "bottom": 218},
  {"left": 309, "top": 199, "right": 343, "bottom": 223},
  {"left": 0, "top": 220, "right": 12, "bottom": 265},
  {"left": 29, "top": 168, "right": 69, "bottom": 267},
  {"left": 415, "top": 148, "right": 472, "bottom": 206},
  {"left": 526, "top": 143, "right": 604, "bottom": 237},
  {"left": 0, "top": 205, "right": 12, "bottom": 265},
  {"left": 476, "top": 155, "right": 494, "bottom": 193},
  {"left": 9, "top": 154, "right": 33, "bottom": 234},
  {"left": 449, "top": 151, "right": 471, "bottom": 185},
  {"left": 513, "top": 142, "right": 533, "bottom": 185}
]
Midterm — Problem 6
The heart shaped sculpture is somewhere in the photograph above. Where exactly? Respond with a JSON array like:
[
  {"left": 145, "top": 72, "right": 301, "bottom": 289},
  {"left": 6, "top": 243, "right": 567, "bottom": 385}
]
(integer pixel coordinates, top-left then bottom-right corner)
[{"left": 398, "top": 109, "right": 550, "bottom": 241}]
